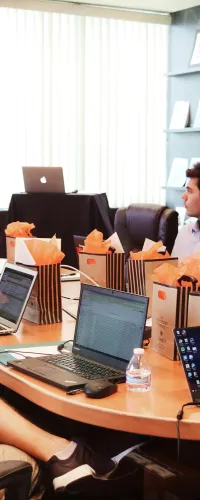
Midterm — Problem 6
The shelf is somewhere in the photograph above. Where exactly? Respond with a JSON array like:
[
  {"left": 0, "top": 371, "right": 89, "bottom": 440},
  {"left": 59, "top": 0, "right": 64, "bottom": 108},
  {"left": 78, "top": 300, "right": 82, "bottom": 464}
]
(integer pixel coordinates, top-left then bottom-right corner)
[
  {"left": 161, "top": 186, "right": 185, "bottom": 191},
  {"left": 166, "top": 68, "right": 200, "bottom": 77},
  {"left": 164, "top": 128, "right": 200, "bottom": 133}
]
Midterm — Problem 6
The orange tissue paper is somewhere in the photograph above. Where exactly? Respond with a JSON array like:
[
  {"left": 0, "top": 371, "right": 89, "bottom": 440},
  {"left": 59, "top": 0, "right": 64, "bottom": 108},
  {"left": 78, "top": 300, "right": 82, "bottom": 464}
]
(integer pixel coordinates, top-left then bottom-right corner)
[
  {"left": 5, "top": 221, "right": 35, "bottom": 238},
  {"left": 152, "top": 251, "right": 200, "bottom": 287},
  {"left": 152, "top": 263, "right": 179, "bottom": 286},
  {"left": 25, "top": 236, "right": 65, "bottom": 265},
  {"left": 82, "top": 229, "right": 111, "bottom": 254},
  {"left": 130, "top": 241, "right": 170, "bottom": 261}
]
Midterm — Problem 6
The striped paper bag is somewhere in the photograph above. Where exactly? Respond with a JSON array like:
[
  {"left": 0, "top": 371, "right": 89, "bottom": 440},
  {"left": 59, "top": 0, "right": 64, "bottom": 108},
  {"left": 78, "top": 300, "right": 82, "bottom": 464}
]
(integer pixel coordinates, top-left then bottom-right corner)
[
  {"left": 23, "top": 264, "right": 62, "bottom": 325},
  {"left": 127, "top": 258, "right": 178, "bottom": 317},
  {"left": 151, "top": 276, "right": 198, "bottom": 360},
  {"left": 188, "top": 290, "right": 200, "bottom": 327},
  {"left": 78, "top": 252, "right": 125, "bottom": 291}
]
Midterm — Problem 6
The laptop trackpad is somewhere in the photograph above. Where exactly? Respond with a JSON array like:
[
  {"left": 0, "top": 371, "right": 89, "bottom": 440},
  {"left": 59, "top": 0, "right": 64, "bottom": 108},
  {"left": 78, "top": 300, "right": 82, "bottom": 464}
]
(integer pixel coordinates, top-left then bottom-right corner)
[
  {"left": 12, "top": 359, "right": 88, "bottom": 388},
  {"left": 35, "top": 364, "right": 85, "bottom": 382}
]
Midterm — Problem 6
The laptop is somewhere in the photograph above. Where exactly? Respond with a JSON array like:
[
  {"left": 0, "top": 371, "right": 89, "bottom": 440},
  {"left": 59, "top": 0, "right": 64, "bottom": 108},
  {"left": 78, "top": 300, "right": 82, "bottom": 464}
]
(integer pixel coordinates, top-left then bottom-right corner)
[
  {"left": 22, "top": 167, "right": 65, "bottom": 193},
  {"left": 0, "top": 263, "right": 37, "bottom": 334},
  {"left": 73, "top": 235, "right": 86, "bottom": 255},
  {"left": 8, "top": 284, "right": 149, "bottom": 391},
  {"left": 73, "top": 234, "right": 86, "bottom": 269},
  {"left": 174, "top": 326, "right": 200, "bottom": 404}
]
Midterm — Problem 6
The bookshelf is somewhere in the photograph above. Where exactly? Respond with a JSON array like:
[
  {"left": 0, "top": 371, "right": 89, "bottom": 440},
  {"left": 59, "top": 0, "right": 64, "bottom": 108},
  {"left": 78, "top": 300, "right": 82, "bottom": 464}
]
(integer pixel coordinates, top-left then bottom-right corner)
[
  {"left": 165, "top": 128, "right": 200, "bottom": 133},
  {"left": 161, "top": 186, "right": 185, "bottom": 192},
  {"left": 167, "top": 68, "right": 200, "bottom": 77},
  {"left": 166, "top": 7, "right": 200, "bottom": 210}
]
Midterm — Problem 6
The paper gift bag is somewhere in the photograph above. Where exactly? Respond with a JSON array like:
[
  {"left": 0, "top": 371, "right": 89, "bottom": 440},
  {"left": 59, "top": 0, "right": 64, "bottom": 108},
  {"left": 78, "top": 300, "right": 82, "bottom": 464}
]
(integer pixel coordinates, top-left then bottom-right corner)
[
  {"left": 6, "top": 237, "right": 61, "bottom": 265},
  {"left": 151, "top": 276, "right": 198, "bottom": 360},
  {"left": 23, "top": 264, "right": 62, "bottom": 325},
  {"left": 127, "top": 258, "right": 178, "bottom": 318},
  {"left": 188, "top": 291, "right": 200, "bottom": 327},
  {"left": 78, "top": 252, "right": 125, "bottom": 291}
]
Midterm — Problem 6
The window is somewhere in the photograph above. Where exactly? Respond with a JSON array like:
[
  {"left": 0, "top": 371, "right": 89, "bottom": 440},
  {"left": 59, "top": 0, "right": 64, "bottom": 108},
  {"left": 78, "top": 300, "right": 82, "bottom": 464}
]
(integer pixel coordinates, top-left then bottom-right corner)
[{"left": 0, "top": 7, "right": 168, "bottom": 208}]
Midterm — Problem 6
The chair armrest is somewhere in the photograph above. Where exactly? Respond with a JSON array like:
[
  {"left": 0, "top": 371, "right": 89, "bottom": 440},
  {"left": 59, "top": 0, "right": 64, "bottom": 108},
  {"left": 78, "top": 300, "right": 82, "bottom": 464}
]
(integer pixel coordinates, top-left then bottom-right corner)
[{"left": 0, "top": 460, "right": 32, "bottom": 500}]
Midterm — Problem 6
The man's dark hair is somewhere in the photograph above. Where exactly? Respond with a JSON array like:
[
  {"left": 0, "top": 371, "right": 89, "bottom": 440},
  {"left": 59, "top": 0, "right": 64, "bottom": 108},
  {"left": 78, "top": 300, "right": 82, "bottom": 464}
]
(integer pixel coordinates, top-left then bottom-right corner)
[{"left": 186, "top": 163, "right": 200, "bottom": 190}]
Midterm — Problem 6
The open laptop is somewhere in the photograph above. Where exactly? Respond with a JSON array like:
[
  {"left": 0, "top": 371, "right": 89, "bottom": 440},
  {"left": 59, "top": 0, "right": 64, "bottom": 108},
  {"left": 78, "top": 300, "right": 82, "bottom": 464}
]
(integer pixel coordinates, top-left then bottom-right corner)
[
  {"left": 73, "top": 234, "right": 86, "bottom": 269},
  {"left": 8, "top": 284, "right": 148, "bottom": 391},
  {"left": 73, "top": 235, "right": 86, "bottom": 255},
  {"left": 0, "top": 263, "right": 37, "bottom": 334},
  {"left": 22, "top": 167, "right": 65, "bottom": 193},
  {"left": 174, "top": 327, "right": 200, "bottom": 404}
]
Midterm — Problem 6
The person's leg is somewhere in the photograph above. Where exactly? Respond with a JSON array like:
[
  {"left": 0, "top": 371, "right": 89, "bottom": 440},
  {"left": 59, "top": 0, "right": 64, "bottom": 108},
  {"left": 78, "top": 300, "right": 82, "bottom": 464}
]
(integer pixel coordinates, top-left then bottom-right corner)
[
  {"left": 0, "top": 398, "right": 70, "bottom": 462},
  {"left": 0, "top": 398, "right": 122, "bottom": 495},
  {"left": 3, "top": 387, "right": 145, "bottom": 457}
]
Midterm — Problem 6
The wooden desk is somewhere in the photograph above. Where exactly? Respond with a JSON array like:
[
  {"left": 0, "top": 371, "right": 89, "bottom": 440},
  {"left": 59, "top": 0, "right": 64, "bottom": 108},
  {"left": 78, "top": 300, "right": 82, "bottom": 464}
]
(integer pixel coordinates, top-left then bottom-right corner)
[{"left": 0, "top": 281, "right": 199, "bottom": 441}]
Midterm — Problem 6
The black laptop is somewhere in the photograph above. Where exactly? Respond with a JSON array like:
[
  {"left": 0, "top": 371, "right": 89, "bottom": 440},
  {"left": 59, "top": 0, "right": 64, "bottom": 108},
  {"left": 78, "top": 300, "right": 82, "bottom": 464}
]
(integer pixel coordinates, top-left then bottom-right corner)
[
  {"left": 8, "top": 284, "right": 148, "bottom": 391},
  {"left": 73, "top": 234, "right": 86, "bottom": 268},
  {"left": 174, "top": 326, "right": 200, "bottom": 404}
]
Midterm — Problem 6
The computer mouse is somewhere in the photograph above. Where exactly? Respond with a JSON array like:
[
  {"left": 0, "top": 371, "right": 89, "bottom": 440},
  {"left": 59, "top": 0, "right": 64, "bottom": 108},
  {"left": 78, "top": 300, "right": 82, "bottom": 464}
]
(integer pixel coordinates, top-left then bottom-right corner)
[{"left": 84, "top": 380, "right": 117, "bottom": 399}]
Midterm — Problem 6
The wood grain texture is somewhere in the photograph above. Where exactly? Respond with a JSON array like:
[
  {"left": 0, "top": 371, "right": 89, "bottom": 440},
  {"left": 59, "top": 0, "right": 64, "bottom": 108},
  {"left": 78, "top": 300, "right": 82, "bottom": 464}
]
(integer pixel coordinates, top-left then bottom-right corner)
[{"left": 0, "top": 281, "right": 199, "bottom": 440}]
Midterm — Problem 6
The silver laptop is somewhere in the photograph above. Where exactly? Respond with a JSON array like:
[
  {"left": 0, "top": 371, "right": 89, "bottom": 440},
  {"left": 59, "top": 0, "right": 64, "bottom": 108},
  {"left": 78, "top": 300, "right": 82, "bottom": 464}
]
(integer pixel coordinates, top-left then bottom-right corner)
[
  {"left": 22, "top": 167, "right": 65, "bottom": 193},
  {"left": 8, "top": 284, "right": 148, "bottom": 390},
  {"left": 0, "top": 263, "right": 37, "bottom": 334}
]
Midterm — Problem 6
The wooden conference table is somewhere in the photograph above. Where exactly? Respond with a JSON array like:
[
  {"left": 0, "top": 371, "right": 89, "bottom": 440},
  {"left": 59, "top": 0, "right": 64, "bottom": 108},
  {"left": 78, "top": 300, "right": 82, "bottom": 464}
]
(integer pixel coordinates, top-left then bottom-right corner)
[{"left": 0, "top": 280, "right": 199, "bottom": 441}]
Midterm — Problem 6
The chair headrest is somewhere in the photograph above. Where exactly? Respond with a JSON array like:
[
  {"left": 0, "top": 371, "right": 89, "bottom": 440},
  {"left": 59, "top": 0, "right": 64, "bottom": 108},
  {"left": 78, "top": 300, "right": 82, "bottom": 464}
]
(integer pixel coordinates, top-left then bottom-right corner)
[{"left": 126, "top": 203, "right": 167, "bottom": 247}]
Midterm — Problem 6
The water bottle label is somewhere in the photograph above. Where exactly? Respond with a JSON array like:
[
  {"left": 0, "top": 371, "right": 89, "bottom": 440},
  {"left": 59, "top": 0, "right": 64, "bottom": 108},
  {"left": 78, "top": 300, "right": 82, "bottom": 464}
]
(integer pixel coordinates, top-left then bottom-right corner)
[{"left": 127, "top": 376, "right": 149, "bottom": 384}]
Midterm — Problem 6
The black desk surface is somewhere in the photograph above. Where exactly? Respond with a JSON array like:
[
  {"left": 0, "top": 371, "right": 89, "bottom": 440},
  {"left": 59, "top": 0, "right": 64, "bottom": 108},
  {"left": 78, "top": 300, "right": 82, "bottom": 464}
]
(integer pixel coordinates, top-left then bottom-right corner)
[{"left": 8, "top": 192, "right": 113, "bottom": 266}]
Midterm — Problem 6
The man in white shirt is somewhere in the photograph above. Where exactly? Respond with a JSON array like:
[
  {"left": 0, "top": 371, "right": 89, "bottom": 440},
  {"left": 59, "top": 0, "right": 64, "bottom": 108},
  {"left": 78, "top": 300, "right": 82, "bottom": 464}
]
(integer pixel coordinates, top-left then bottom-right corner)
[{"left": 171, "top": 163, "right": 200, "bottom": 261}]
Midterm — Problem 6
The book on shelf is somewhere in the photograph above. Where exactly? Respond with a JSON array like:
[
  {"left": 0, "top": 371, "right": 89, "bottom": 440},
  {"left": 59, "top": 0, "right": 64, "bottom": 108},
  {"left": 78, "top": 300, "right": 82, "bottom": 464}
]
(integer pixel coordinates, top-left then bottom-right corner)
[
  {"left": 167, "top": 158, "right": 188, "bottom": 187},
  {"left": 190, "top": 30, "right": 200, "bottom": 66},
  {"left": 169, "top": 101, "right": 190, "bottom": 129},
  {"left": 193, "top": 100, "right": 200, "bottom": 127}
]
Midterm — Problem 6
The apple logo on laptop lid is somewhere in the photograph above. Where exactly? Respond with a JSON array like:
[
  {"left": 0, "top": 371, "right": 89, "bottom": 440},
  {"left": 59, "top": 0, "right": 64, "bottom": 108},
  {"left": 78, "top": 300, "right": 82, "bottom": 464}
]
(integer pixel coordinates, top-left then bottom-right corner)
[{"left": 40, "top": 176, "right": 47, "bottom": 184}]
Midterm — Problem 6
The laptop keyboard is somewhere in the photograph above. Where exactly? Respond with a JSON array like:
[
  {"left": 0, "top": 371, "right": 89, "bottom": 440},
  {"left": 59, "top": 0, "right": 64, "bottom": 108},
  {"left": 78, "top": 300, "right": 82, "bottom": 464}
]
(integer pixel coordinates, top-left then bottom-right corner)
[
  {"left": 0, "top": 324, "right": 13, "bottom": 332},
  {"left": 42, "top": 353, "right": 123, "bottom": 380}
]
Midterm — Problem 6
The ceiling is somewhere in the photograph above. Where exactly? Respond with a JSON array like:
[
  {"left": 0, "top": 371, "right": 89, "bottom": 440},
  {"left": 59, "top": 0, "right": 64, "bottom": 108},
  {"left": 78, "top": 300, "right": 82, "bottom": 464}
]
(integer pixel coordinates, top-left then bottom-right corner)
[
  {"left": 56, "top": 0, "right": 200, "bottom": 12},
  {"left": 121, "top": 0, "right": 200, "bottom": 12}
]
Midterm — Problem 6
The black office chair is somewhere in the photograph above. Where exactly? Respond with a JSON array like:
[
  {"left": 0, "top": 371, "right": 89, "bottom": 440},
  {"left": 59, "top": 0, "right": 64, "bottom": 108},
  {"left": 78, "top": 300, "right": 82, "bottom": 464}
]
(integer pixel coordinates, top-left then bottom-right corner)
[
  {"left": 0, "top": 460, "right": 32, "bottom": 500},
  {"left": 114, "top": 203, "right": 178, "bottom": 257}
]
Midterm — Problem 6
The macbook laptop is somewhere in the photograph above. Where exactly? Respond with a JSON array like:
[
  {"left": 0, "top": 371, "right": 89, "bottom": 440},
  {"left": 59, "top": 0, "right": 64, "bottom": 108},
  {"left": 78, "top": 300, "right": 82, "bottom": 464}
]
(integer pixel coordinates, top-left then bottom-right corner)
[
  {"left": 0, "top": 263, "right": 37, "bottom": 334},
  {"left": 22, "top": 167, "right": 65, "bottom": 193},
  {"left": 8, "top": 284, "right": 149, "bottom": 391},
  {"left": 174, "top": 326, "right": 200, "bottom": 404}
]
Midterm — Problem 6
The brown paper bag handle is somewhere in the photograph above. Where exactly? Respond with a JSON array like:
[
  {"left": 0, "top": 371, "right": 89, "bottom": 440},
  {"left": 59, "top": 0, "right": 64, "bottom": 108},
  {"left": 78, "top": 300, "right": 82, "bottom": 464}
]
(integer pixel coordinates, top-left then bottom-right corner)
[{"left": 177, "top": 274, "right": 198, "bottom": 291}]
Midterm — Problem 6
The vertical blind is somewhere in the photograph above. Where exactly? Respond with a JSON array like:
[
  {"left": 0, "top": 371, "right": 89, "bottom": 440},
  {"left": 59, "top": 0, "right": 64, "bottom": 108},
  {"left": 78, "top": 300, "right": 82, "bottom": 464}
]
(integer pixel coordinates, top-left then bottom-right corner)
[{"left": 0, "top": 7, "right": 168, "bottom": 208}]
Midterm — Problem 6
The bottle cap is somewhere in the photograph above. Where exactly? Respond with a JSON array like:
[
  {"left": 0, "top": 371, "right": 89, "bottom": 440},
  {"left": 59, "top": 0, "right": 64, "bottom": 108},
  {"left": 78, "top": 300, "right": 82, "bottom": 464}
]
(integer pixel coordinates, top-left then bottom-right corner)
[{"left": 134, "top": 348, "right": 144, "bottom": 355}]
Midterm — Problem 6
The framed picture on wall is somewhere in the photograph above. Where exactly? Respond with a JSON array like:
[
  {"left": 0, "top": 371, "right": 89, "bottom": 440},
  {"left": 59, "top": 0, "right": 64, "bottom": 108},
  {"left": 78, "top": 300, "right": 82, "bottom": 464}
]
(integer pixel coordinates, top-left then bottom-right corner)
[{"left": 190, "top": 30, "right": 200, "bottom": 66}]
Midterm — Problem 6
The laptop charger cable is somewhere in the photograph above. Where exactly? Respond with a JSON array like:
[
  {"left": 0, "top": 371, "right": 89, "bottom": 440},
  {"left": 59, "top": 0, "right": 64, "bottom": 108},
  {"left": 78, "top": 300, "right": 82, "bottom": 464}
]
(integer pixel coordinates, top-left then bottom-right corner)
[
  {"left": 61, "top": 265, "right": 99, "bottom": 287},
  {"left": 61, "top": 264, "right": 99, "bottom": 320},
  {"left": 57, "top": 340, "right": 73, "bottom": 352},
  {"left": 62, "top": 307, "right": 77, "bottom": 321},
  {"left": 176, "top": 402, "right": 200, "bottom": 461}
]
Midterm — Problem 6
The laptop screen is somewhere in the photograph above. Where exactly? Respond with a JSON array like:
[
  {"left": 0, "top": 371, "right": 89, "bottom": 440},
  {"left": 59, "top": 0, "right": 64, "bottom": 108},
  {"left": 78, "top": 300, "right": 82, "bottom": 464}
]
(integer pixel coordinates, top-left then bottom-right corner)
[
  {"left": 73, "top": 285, "right": 148, "bottom": 367},
  {"left": 174, "top": 327, "right": 200, "bottom": 401},
  {"left": 0, "top": 267, "right": 35, "bottom": 324}
]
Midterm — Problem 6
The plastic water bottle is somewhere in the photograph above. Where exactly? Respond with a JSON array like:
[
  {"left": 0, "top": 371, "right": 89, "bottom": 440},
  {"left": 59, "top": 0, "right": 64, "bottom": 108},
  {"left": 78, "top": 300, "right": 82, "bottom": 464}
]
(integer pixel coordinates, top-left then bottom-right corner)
[{"left": 126, "top": 348, "right": 151, "bottom": 392}]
